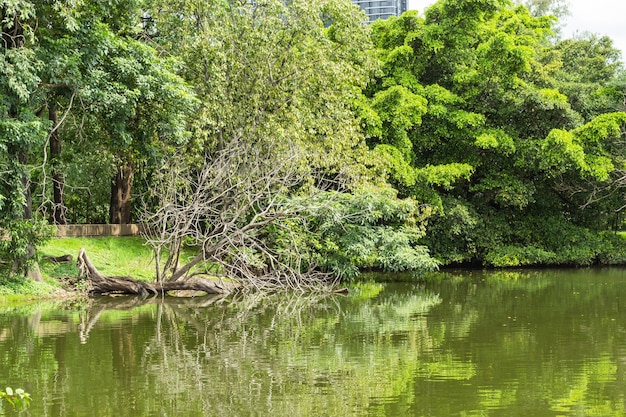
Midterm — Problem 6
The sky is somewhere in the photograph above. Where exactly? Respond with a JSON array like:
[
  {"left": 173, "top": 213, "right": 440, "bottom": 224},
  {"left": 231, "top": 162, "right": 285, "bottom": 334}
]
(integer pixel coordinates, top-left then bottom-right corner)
[{"left": 407, "top": 0, "right": 626, "bottom": 59}]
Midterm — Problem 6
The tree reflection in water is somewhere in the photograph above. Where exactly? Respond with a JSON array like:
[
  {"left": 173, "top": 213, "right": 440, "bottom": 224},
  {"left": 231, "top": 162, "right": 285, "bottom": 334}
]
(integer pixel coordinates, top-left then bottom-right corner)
[
  {"left": 1, "top": 286, "right": 442, "bottom": 416},
  {"left": 2, "top": 270, "right": 626, "bottom": 416}
]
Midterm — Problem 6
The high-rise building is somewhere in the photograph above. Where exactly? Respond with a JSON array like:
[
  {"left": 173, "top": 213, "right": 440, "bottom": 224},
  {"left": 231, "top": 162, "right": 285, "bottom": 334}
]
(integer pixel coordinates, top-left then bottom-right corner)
[{"left": 351, "top": 0, "right": 407, "bottom": 22}]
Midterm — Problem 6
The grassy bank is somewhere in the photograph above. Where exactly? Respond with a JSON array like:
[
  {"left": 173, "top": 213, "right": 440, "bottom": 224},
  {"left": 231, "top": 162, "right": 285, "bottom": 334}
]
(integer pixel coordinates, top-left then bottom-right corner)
[
  {"left": 39, "top": 236, "right": 156, "bottom": 281},
  {"left": 0, "top": 237, "right": 156, "bottom": 298}
]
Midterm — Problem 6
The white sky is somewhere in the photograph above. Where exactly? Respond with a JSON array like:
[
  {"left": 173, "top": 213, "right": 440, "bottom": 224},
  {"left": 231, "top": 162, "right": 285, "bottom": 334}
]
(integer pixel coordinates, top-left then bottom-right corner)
[{"left": 407, "top": 0, "right": 626, "bottom": 60}]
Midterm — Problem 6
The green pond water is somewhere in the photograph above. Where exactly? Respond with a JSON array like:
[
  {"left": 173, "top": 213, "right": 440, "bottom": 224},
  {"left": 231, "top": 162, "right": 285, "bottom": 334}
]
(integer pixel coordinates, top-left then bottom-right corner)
[{"left": 2, "top": 268, "right": 626, "bottom": 416}]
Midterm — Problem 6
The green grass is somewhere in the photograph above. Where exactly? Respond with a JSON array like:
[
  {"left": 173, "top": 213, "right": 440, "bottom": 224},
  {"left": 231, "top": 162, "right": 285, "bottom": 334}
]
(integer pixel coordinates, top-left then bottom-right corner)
[
  {"left": 0, "top": 260, "right": 70, "bottom": 298},
  {"left": 39, "top": 236, "right": 157, "bottom": 281},
  {"left": 2, "top": 236, "right": 221, "bottom": 297},
  {"left": 0, "top": 279, "right": 62, "bottom": 298},
  {"left": 1, "top": 237, "right": 209, "bottom": 298}
]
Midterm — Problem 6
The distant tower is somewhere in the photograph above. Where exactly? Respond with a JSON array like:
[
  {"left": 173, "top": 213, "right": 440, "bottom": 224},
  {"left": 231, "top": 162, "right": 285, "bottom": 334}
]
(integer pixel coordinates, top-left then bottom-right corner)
[{"left": 351, "top": 0, "right": 408, "bottom": 22}]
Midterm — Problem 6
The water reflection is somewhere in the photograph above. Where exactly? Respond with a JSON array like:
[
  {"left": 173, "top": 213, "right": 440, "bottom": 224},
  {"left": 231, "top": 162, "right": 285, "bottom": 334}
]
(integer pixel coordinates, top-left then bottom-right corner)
[{"left": 1, "top": 269, "right": 626, "bottom": 416}]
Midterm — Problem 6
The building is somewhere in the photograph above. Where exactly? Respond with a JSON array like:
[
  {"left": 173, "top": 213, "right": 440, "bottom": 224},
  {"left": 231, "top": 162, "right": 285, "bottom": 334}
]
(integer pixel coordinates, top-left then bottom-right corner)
[{"left": 351, "top": 0, "right": 407, "bottom": 22}]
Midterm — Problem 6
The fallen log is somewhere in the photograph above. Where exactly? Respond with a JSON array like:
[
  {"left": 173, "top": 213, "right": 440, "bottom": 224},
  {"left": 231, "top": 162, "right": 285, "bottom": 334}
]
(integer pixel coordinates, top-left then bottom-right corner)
[
  {"left": 43, "top": 254, "right": 73, "bottom": 263},
  {"left": 77, "top": 248, "right": 236, "bottom": 296}
]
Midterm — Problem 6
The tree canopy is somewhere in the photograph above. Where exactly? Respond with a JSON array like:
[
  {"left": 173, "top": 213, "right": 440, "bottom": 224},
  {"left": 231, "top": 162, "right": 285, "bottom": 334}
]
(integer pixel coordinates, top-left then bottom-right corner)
[
  {"left": 2, "top": 0, "right": 626, "bottom": 287},
  {"left": 365, "top": 0, "right": 626, "bottom": 267}
]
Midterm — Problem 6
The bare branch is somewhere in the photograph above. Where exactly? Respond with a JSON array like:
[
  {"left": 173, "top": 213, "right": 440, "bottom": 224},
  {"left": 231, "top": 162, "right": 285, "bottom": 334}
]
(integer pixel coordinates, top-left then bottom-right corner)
[{"left": 139, "top": 135, "right": 340, "bottom": 292}]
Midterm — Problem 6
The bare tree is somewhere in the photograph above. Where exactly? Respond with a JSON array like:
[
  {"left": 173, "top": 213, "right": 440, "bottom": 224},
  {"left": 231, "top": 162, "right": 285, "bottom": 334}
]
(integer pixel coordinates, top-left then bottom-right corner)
[
  {"left": 75, "top": 136, "right": 338, "bottom": 295},
  {"left": 139, "top": 137, "right": 337, "bottom": 292}
]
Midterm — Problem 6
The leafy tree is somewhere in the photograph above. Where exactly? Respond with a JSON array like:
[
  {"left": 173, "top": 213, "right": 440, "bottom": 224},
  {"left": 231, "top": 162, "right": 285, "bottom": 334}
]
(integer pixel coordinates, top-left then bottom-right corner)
[
  {"left": 549, "top": 35, "right": 625, "bottom": 120},
  {"left": 367, "top": 0, "right": 626, "bottom": 267},
  {"left": 1, "top": 0, "right": 194, "bottom": 283},
  {"left": 75, "top": 34, "right": 195, "bottom": 224},
  {"left": 137, "top": 0, "right": 437, "bottom": 288},
  {"left": 33, "top": 0, "right": 196, "bottom": 225},
  {"left": 518, "top": 0, "right": 569, "bottom": 18},
  {"left": 515, "top": 0, "right": 568, "bottom": 36},
  {"left": 279, "top": 187, "right": 438, "bottom": 279},
  {"left": 1, "top": 1, "right": 52, "bottom": 279},
  {"left": 150, "top": 0, "right": 377, "bottom": 181}
]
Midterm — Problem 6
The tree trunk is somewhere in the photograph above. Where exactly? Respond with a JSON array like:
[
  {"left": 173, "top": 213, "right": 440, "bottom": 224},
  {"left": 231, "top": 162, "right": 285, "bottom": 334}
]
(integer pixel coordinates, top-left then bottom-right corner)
[
  {"left": 109, "top": 163, "right": 134, "bottom": 224},
  {"left": 49, "top": 102, "right": 67, "bottom": 225},
  {"left": 18, "top": 150, "right": 43, "bottom": 282},
  {"left": 77, "top": 249, "right": 236, "bottom": 296}
]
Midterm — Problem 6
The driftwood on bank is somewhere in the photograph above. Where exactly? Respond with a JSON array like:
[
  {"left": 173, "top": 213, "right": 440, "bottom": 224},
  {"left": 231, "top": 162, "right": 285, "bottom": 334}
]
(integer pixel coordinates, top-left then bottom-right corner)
[{"left": 77, "top": 248, "right": 237, "bottom": 296}]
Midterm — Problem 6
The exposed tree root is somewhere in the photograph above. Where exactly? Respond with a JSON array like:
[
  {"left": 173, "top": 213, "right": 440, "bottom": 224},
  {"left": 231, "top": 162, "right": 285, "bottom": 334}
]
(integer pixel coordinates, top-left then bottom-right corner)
[{"left": 77, "top": 248, "right": 236, "bottom": 296}]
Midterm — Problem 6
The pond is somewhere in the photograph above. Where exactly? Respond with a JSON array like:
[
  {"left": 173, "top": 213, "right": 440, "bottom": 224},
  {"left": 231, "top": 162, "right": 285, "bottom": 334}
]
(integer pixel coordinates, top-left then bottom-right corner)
[{"left": 1, "top": 268, "right": 626, "bottom": 416}]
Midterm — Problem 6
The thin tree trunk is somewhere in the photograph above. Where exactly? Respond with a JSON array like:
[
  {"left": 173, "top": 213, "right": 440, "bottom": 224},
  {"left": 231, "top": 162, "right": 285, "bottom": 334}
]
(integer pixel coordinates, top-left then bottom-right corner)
[
  {"left": 49, "top": 102, "right": 67, "bottom": 225},
  {"left": 18, "top": 150, "right": 43, "bottom": 282},
  {"left": 109, "top": 163, "right": 134, "bottom": 224}
]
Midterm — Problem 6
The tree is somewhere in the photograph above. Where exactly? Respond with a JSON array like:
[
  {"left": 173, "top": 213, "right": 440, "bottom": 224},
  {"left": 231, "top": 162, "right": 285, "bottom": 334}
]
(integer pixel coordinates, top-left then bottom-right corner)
[
  {"left": 1, "top": 1, "right": 51, "bottom": 280},
  {"left": 518, "top": 0, "right": 569, "bottom": 18},
  {"left": 76, "top": 36, "right": 195, "bottom": 225},
  {"left": 124, "top": 0, "right": 438, "bottom": 291},
  {"left": 31, "top": 0, "right": 85, "bottom": 226},
  {"left": 516, "top": 0, "right": 569, "bottom": 37},
  {"left": 549, "top": 34, "right": 625, "bottom": 120},
  {"left": 366, "top": 0, "right": 626, "bottom": 267},
  {"left": 143, "top": 0, "right": 374, "bottom": 285},
  {"left": 38, "top": 1, "right": 196, "bottom": 225},
  {"left": 141, "top": 139, "right": 336, "bottom": 290},
  {"left": 544, "top": 113, "right": 626, "bottom": 217},
  {"left": 1, "top": 0, "right": 195, "bottom": 282}
]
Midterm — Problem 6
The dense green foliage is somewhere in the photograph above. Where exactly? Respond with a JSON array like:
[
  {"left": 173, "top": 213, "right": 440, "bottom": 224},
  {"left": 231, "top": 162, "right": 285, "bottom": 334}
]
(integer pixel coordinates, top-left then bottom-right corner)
[
  {"left": 2, "top": 0, "right": 626, "bottom": 285},
  {"left": 365, "top": 0, "right": 626, "bottom": 267},
  {"left": 267, "top": 187, "right": 438, "bottom": 279}
]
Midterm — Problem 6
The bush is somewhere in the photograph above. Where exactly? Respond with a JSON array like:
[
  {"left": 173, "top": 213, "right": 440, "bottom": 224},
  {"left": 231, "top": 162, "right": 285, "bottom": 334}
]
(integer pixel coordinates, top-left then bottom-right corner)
[
  {"left": 484, "top": 245, "right": 556, "bottom": 267},
  {"left": 422, "top": 197, "right": 626, "bottom": 268},
  {"left": 269, "top": 187, "right": 439, "bottom": 280}
]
